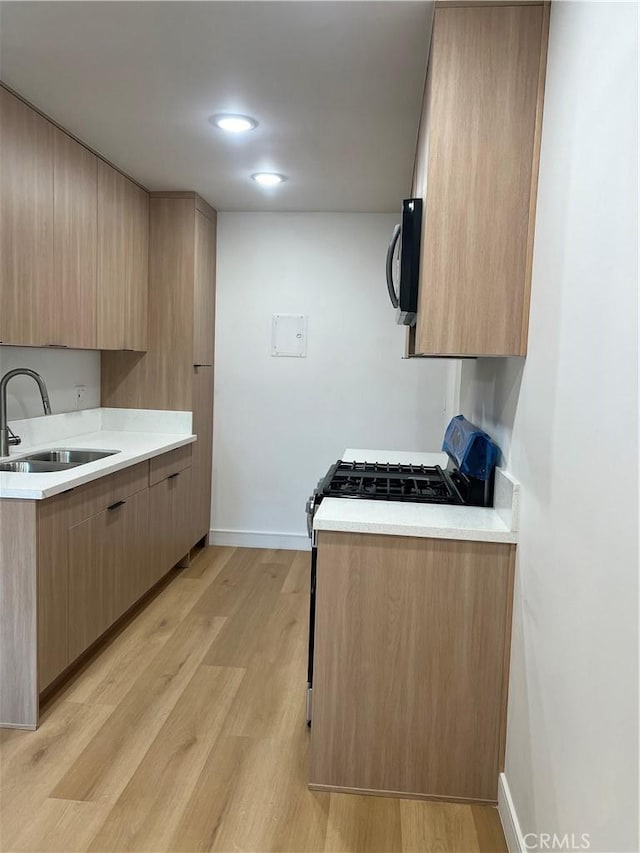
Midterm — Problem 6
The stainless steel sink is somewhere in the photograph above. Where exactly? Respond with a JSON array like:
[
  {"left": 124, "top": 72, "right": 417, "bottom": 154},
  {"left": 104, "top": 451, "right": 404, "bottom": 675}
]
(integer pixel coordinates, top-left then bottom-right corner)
[
  {"left": 22, "top": 449, "right": 119, "bottom": 464},
  {"left": 0, "top": 459, "right": 80, "bottom": 473},
  {"left": 0, "top": 448, "right": 120, "bottom": 473}
]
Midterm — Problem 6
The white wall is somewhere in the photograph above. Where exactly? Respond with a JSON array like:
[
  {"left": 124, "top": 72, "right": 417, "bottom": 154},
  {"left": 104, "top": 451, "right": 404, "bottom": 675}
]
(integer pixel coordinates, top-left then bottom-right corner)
[
  {"left": 0, "top": 346, "right": 101, "bottom": 422},
  {"left": 460, "top": 4, "right": 638, "bottom": 851},
  {"left": 212, "top": 212, "right": 456, "bottom": 547}
]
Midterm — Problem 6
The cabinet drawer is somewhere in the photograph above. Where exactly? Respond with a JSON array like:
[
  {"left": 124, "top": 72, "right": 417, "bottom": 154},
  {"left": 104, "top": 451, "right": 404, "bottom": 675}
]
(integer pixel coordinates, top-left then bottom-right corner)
[
  {"left": 149, "top": 444, "right": 192, "bottom": 486},
  {"left": 64, "top": 461, "right": 149, "bottom": 526}
]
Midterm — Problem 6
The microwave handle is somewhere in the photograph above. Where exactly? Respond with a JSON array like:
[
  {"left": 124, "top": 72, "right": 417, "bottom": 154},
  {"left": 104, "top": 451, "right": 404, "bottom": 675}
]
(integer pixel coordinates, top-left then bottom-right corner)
[{"left": 386, "top": 224, "right": 401, "bottom": 308}]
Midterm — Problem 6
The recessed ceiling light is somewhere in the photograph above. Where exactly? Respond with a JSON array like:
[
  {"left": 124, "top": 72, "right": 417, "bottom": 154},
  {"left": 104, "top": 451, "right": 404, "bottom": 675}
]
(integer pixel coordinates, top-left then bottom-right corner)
[
  {"left": 210, "top": 113, "right": 258, "bottom": 133},
  {"left": 251, "top": 172, "right": 288, "bottom": 187}
]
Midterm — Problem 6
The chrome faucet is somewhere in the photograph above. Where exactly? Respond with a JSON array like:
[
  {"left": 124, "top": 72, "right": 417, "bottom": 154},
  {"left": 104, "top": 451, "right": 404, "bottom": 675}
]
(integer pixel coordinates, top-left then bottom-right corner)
[{"left": 0, "top": 369, "right": 52, "bottom": 457}]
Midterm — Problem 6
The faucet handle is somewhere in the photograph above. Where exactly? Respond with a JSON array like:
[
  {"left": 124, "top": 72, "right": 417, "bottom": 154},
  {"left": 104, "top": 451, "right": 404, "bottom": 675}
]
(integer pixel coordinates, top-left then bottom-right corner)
[{"left": 7, "top": 426, "right": 21, "bottom": 447}]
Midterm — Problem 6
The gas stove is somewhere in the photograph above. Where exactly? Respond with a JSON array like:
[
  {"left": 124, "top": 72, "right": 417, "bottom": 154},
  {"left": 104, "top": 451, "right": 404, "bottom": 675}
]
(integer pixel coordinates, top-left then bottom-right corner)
[
  {"left": 305, "top": 457, "right": 494, "bottom": 538},
  {"left": 304, "top": 417, "right": 500, "bottom": 724},
  {"left": 318, "top": 458, "right": 496, "bottom": 505}
]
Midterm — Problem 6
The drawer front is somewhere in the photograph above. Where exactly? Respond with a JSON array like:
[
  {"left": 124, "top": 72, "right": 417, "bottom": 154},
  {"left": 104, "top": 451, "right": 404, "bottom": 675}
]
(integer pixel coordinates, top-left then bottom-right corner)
[
  {"left": 64, "top": 461, "right": 149, "bottom": 526},
  {"left": 149, "top": 444, "right": 192, "bottom": 486}
]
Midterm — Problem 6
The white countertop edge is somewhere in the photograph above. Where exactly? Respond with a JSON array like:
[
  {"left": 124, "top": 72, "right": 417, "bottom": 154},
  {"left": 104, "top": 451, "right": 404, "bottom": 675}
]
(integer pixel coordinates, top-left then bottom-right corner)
[
  {"left": 313, "top": 497, "right": 518, "bottom": 544},
  {"left": 313, "top": 517, "right": 518, "bottom": 545},
  {"left": 0, "top": 434, "right": 196, "bottom": 500}
]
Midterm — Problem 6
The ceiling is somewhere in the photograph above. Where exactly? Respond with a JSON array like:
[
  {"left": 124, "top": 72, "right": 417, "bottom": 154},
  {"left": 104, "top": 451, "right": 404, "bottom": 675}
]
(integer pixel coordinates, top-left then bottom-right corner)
[{"left": 0, "top": 1, "right": 432, "bottom": 212}]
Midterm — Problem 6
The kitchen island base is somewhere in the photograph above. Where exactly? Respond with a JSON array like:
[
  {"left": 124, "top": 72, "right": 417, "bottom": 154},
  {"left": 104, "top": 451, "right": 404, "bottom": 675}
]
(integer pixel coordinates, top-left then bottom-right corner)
[{"left": 309, "top": 531, "right": 515, "bottom": 804}]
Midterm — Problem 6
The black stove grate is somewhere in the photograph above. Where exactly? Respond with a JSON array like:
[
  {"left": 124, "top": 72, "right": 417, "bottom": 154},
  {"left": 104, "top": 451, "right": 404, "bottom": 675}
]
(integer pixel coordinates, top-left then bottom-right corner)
[{"left": 321, "top": 461, "right": 463, "bottom": 505}]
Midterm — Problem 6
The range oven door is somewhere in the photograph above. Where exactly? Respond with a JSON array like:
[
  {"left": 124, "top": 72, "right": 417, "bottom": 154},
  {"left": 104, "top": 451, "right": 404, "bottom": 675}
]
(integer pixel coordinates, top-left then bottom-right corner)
[{"left": 386, "top": 197, "right": 423, "bottom": 326}]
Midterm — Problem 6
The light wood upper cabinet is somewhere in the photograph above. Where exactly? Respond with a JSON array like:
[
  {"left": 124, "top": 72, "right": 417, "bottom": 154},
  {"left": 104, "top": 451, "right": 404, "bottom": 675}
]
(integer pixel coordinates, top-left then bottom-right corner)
[
  {"left": 193, "top": 210, "right": 216, "bottom": 366},
  {"left": 52, "top": 128, "right": 98, "bottom": 348},
  {"left": 410, "top": 2, "right": 549, "bottom": 357},
  {"left": 123, "top": 179, "right": 150, "bottom": 351},
  {"left": 0, "top": 87, "right": 54, "bottom": 346},
  {"left": 0, "top": 86, "right": 149, "bottom": 351},
  {"left": 97, "top": 160, "right": 149, "bottom": 351}
]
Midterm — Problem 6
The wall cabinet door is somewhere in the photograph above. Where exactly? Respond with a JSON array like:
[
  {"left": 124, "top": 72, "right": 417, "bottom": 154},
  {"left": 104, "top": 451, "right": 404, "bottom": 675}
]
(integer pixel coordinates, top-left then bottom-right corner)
[
  {"left": 97, "top": 160, "right": 149, "bottom": 351},
  {"left": 52, "top": 128, "right": 98, "bottom": 348},
  {"left": 193, "top": 210, "right": 216, "bottom": 366},
  {"left": 0, "top": 87, "right": 54, "bottom": 345},
  {"left": 191, "top": 366, "right": 214, "bottom": 544},
  {"left": 411, "top": 4, "right": 548, "bottom": 357}
]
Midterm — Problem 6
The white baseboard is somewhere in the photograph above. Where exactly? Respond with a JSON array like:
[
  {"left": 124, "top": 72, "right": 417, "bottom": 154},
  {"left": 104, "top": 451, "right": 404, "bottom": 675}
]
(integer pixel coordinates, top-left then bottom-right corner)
[
  {"left": 209, "top": 528, "right": 311, "bottom": 552},
  {"left": 498, "top": 773, "right": 526, "bottom": 853}
]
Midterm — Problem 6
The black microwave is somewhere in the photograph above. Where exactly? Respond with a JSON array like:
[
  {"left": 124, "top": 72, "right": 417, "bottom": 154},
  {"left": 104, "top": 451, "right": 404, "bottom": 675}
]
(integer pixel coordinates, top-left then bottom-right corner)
[{"left": 385, "top": 198, "right": 423, "bottom": 326}]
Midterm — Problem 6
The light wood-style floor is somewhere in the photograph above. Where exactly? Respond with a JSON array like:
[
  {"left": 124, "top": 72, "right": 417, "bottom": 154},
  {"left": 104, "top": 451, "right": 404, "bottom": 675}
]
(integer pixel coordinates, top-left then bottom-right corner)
[{"left": 0, "top": 546, "right": 508, "bottom": 853}]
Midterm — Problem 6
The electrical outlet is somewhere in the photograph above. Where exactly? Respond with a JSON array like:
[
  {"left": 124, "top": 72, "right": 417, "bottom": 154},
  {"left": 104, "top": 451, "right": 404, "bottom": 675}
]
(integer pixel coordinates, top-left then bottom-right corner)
[{"left": 74, "top": 384, "right": 86, "bottom": 409}]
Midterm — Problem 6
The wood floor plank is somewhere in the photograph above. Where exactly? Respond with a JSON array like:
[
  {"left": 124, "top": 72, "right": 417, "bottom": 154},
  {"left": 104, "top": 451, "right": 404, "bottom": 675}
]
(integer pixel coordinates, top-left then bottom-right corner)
[
  {"left": 60, "top": 574, "right": 215, "bottom": 708},
  {"left": 325, "top": 793, "right": 403, "bottom": 853},
  {"left": 88, "top": 664, "right": 245, "bottom": 852},
  {"left": 193, "top": 547, "right": 274, "bottom": 618},
  {"left": 166, "top": 735, "right": 253, "bottom": 852},
  {"left": 181, "top": 545, "right": 236, "bottom": 580},
  {"left": 400, "top": 799, "right": 481, "bottom": 853},
  {"left": 1, "top": 547, "right": 509, "bottom": 853},
  {"left": 221, "top": 590, "right": 308, "bottom": 739},
  {"left": 50, "top": 612, "right": 226, "bottom": 803},
  {"left": 259, "top": 548, "right": 299, "bottom": 566},
  {"left": 210, "top": 730, "right": 330, "bottom": 853},
  {"left": 203, "top": 558, "right": 292, "bottom": 667},
  {"left": 281, "top": 550, "right": 311, "bottom": 595},
  {"left": 471, "top": 805, "right": 509, "bottom": 853},
  {"left": 0, "top": 701, "right": 113, "bottom": 851},
  {"left": 9, "top": 798, "right": 112, "bottom": 852}
]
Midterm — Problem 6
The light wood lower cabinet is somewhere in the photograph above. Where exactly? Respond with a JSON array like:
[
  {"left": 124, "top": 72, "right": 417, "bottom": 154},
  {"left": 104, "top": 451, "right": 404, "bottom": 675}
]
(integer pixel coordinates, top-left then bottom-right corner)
[
  {"left": 191, "top": 366, "right": 214, "bottom": 544},
  {"left": 37, "top": 496, "right": 71, "bottom": 692},
  {"left": 0, "top": 450, "right": 197, "bottom": 728},
  {"left": 68, "top": 488, "right": 149, "bottom": 661},
  {"left": 310, "top": 531, "right": 515, "bottom": 804},
  {"left": 149, "top": 466, "right": 192, "bottom": 583},
  {"left": 68, "top": 508, "right": 113, "bottom": 660}
]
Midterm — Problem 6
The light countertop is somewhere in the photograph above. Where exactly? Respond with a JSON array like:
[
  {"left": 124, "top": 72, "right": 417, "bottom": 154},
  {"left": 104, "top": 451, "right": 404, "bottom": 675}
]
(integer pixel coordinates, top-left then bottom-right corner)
[
  {"left": 313, "top": 447, "right": 519, "bottom": 544},
  {"left": 0, "top": 408, "right": 195, "bottom": 500}
]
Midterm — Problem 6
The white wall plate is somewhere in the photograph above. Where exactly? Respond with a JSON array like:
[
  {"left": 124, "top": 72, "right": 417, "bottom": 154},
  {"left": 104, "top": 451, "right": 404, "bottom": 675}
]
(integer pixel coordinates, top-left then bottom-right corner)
[{"left": 271, "top": 314, "right": 307, "bottom": 357}]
